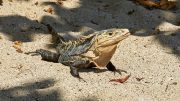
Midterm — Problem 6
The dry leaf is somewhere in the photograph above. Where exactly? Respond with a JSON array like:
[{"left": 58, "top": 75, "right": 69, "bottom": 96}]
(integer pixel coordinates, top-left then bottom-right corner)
[
  {"left": 13, "top": 45, "right": 23, "bottom": 53},
  {"left": 0, "top": 35, "right": 2, "bottom": 39},
  {"left": 44, "top": 7, "right": 53, "bottom": 14},
  {"left": 109, "top": 74, "right": 131, "bottom": 83},
  {"left": 159, "top": 0, "right": 176, "bottom": 10},
  {"left": 135, "top": 0, "right": 159, "bottom": 8},
  {"left": 135, "top": 0, "right": 176, "bottom": 10},
  {"left": 14, "top": 41, "right": 23, "bottom": 46}
]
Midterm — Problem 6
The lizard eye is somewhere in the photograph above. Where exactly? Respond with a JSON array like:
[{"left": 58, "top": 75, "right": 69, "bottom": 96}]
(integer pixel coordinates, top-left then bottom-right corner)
[{"left": 108, "top": 32, "right": 113, "bottom": 35}]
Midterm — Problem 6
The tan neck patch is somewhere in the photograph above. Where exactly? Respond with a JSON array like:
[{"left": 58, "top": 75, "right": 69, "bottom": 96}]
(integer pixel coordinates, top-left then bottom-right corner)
[{"left": 92, "top": 44, "right": 117, "bottom": 67}]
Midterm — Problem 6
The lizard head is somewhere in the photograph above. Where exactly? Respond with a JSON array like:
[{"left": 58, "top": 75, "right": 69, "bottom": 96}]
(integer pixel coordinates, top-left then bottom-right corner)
[
  {"left": 84, "top": 28, "right": 130, "bottom": 67},
  {"left": 95, "top": 28, "right": 130, "bottom": 47}
]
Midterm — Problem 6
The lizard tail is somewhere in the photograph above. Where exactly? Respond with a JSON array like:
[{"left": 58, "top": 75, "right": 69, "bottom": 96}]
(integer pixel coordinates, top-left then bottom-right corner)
[
  {"left": 26, "top": 49, "right": 60, "bottom": 63},
  {"left": 36, "top": 49, "right": 60, "bottom": 63},
  {"left": 46, "top": 24, "right": 65, "bottom": 45}
]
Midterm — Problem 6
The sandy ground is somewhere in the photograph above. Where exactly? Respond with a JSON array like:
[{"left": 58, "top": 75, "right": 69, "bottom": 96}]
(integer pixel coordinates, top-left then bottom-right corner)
[{"left": 0, "top": 0, "right": 180, "bottom": 101}]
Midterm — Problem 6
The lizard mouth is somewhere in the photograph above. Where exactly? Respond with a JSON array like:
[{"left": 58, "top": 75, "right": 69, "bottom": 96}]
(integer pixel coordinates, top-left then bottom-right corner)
[{"left": 98, "top": 32, "right": 130, "bottom": 47}]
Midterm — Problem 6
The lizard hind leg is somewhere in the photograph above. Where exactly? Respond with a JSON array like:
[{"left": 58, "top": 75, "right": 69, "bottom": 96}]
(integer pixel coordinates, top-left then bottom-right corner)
[
  {"left": 26, "top": 49, "right": 60, "bottom": 63},
  {"left": 106, "top": 61, "right": 127, "bottom": 75}
]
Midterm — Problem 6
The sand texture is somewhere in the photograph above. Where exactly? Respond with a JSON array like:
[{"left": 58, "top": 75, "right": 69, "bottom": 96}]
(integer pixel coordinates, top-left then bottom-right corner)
[{"left": 0, "top": 0, "right": 180, "bottom": 101}]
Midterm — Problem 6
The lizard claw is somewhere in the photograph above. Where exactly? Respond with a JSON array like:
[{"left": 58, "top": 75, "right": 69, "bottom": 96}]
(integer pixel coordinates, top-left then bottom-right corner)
[
  {"left": 113, "top": 69, "right": 127, "bottom": 76},
  {"left": 78, "top": 77, "right": 86, "bottom": 82}
]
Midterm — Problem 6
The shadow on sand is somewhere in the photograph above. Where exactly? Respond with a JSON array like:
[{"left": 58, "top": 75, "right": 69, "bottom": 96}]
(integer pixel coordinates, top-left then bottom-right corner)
[{"left": 0, "top": 79, "right": 62, "bottom": 101}]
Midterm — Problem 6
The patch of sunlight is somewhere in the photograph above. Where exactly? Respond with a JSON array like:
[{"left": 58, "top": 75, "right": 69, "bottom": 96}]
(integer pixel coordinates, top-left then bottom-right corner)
[
  {"left": 61, "top": 0, "right": 82, "bottom": 9},
  {"left": 157, "top": 22, "right": 180, "bottom": 32}
]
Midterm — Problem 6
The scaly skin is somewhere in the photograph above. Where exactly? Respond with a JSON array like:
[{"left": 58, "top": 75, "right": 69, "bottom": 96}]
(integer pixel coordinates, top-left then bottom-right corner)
[{"left": 26, "top": 25, "right": 130, "bottom": 80}]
